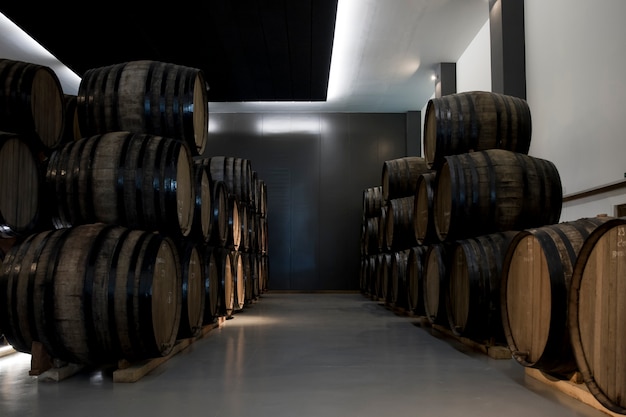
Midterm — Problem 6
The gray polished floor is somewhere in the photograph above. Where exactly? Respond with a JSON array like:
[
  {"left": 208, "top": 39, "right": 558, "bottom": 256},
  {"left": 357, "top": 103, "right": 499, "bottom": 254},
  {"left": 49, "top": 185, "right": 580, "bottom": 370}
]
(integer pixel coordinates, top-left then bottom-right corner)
[{"left": 0, "top": 293, "right": 612, "bottom": 417}]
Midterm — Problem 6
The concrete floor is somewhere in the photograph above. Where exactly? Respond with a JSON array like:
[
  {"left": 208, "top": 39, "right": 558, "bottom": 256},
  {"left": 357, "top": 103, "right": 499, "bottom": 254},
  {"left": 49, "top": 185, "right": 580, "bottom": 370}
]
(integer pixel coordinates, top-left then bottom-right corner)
[{"left": 0, "top": 292, "right": 613, "bottom": 417}]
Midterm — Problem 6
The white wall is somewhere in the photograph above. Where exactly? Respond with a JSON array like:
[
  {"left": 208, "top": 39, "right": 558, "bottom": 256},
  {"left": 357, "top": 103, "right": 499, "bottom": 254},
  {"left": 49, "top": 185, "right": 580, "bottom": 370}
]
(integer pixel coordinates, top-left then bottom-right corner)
[
  {"left": 440, "top": 1, "right": 626, "bottom": 221},
  {"left": 456, "top": 18, "right": 491, "bottom": 93},
  {"left": 525, "top": 0, "right": 626, "bottom": 220},
  {"left": 0, "top": 13, "right": 80, "bottom": 94}
]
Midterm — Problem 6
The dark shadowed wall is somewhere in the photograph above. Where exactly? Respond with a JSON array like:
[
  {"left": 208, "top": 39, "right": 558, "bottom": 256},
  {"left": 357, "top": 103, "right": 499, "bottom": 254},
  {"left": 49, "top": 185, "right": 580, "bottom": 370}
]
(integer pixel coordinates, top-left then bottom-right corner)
[{"left": 204, "top": 112, "right": 408, "bottom": 291}]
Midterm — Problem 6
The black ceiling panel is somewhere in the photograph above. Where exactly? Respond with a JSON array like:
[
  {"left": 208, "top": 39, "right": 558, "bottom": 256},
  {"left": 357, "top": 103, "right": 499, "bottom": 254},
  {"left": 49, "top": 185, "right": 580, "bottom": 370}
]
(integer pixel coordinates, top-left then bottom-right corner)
[{"left": 0, "top": 0, "right": 338, "bottom": 102}]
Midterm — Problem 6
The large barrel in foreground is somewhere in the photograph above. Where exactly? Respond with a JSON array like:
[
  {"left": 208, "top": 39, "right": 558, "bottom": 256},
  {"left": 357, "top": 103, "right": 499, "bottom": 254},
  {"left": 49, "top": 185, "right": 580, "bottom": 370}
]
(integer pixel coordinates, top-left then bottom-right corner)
[
  {"left": 501, "top": 217, "right": 610, "bottom": 375},
  {"left": 0, "top": 223, "right": 182, "bottom": 366},
  {"left": 569, "top": 217, "right": 626, "bottom": 414}
]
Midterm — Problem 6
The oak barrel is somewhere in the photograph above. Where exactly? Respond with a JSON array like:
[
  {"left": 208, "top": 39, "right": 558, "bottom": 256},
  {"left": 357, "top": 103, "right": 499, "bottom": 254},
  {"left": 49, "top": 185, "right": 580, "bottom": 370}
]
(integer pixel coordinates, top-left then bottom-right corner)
[
  {"left": 214, "top": 247, "right": 235, "bottom": 319},
  {"left": 390, "top": 249, "right": 411, "bottom": 309},
  {"left": 45, "top": 131, "right": 195, "bottom": 238},
  {"left": 0, "top": 223, "right": 182, "bottom": 365},
  {"left": 447, "top": 231, "right": 517, "bottom": 342},
  {"left": 381, "top": 157, "right": 430, "bottom": 202},
  {"left": 423, "top": 91, "right": 532, "bottom": 168},
  {"left": 501, "top": 217, "right": 610, "bottom": 375},
  {"left": 423, "top": 243, "right": 453, "bottom": 326},
  {"left": 434, "top": 149, "right": 562, "bottom": 242},
  {"left": 0, "top": 133, "right": 42, "bottom": 237},
  {"left": 406, "top": 245, "right": 429, "bottom": 316},
  {"left": 77, "top": 60, "right": 208, "bottom": 155},
  {"left": 176, "top": 239, "right": 205, "bottom": 339},
  {"left": 0, "top": 58, "right": 65, "bottom": 152},
  {"left": 202, "top": 246, "right": 220, "bottom": 325},
  {"left": 413, "top": 171, "right": 438, "bottom": 245},
  {"left": 362, "top": 186, "right": 384, "bottom": 219},
  {"left": 569, "top": 217, "right": 626, "bottom": 414},
  {"left": 386, "top": 196, "right": 418, "bottom": 251}
]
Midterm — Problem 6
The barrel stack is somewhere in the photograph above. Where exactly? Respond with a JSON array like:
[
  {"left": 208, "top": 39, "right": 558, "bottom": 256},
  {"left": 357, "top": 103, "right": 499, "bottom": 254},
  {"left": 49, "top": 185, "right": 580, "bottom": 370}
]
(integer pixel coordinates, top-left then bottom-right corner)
[
  {"left": 0, "top": 58, "right": 270, "bottom": 369},
  {"left": 361, "top": 91, "right": 562, "bottom": 346}
]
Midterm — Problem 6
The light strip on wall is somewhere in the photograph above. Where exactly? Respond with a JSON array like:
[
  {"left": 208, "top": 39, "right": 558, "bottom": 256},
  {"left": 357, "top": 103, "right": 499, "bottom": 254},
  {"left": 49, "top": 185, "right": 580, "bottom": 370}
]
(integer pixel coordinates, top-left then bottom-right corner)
[{"left": 0, "top": 13, "right": 81, "bottom": 94}]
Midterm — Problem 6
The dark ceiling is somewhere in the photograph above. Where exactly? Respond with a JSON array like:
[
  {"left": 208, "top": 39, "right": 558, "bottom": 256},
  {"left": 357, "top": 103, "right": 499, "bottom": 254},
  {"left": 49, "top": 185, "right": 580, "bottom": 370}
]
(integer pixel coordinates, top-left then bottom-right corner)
[{"left": 0, "top": 1, "right": 338, "bottom": 102}]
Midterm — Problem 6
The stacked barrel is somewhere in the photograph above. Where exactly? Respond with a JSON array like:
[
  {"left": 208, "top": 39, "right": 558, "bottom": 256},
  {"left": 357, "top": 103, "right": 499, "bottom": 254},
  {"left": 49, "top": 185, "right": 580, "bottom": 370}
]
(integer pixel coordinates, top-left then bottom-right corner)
[
  {"left": 0, "top": 58, "right": 270, "bottom": 368},
  {"left": 361, "top": 91, "right": 563, "bottom": 344}
]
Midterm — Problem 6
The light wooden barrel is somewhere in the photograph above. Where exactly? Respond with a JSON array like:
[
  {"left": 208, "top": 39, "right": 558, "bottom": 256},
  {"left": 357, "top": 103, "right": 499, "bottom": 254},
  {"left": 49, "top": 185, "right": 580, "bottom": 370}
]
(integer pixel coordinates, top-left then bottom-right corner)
[
  {"left": 0, "top": 133, "right": 42, "bottom": 237},
  {"left": 232, "top": 250, "right": 246, "bottom": 312},
  {"left": 45, "top": 131, "right": 195, "bottom": 238},
  {"left": 190, "top": 160, "right": 213, "bottom": 243},
  {"left": 423, "top": 91, "right": 532, "bottom": 168},
  {"left": 77, "top": 60, "right": 208, "bottom": 155},
  {"left": 413, "top": 171, "right": 438, "bottom": 245},
  {"left": 423, "top": 243, "right": 452, "bottom": 326},
  {"left": 406, "top": 245, "right": 429, "bottom": 316},
  {"left": 381, "top": 157, "right": 430, "bottom": 202},
  {"left": 434, "top": 149, "right": 562, "bottom": 242},
  {"left": 0, "top": 58, "right": 65, "bottom": 152},
  {"left": 214, "top": 247, "right": 235, "bottom": 319},
  {"left": 448, "top": 231, "right": 517, "bottom": 342},
  {"left": 0, "top": 223, "right": 182, "bottom": 365},
  {"left": 176, "top": 239, "right": 205, "bottom": 339},
  {"left": 501, "top": 217, "right": 610, "bottom": 375},
  {"left": 569, "top": 218, "right": 626, "bottom": 414}
]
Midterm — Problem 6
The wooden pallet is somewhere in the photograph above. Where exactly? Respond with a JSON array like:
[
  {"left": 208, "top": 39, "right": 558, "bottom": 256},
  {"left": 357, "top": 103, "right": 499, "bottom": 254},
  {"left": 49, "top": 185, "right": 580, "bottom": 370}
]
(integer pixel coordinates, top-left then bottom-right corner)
[
  {"left": 427, "top": 322, "right": 512, "bottom": 360},
  {"left": 30, "top": 317, "right": 225, "bottom": 383},
  {"left": 113, "top": 318, "right": 224, "bottom": 383},
  {"left": 525, "top": 367, "right": 622, "bottom": 417}
]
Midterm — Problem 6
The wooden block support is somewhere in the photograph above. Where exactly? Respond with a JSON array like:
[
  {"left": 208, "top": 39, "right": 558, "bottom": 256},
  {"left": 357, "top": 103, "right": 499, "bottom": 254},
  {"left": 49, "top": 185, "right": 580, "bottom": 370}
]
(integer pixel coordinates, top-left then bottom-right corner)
[
  {"left": 431, "top": 324, "right": 511, "bottom": 360},
  {"left": 525, "top": 367, "right": 621, "bottom": 417},
  {"left": 113, "top": 318, "right": 224, "bottom": 383}
]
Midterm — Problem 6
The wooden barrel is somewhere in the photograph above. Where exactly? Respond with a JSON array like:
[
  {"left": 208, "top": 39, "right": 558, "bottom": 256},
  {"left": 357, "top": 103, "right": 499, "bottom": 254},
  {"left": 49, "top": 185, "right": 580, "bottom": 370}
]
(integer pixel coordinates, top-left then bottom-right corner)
[
  {"left": 259, "top": 254, "right": 270, "bottom": 293},
  {"left": 381, "top": 157, "right": 430, "bottom": 202},
  {"left": 413, "top": 171, "right": 438, "bottom": 245},
  {"left": 0, "top": 133, "right": 42, "bottom": 237},
  {"left": 225, "top": 195, "right": 242, "bottom": 250},
  {"left": 362, "top": 186, "right": 384, "bottom": 219},
  {"left": 62, "top": 94, "right": 82, "bottom": 143},
  {"left": 207, "top": 180, "right": 229, "bottom": 247},
  {"left": 501, "top": 217, "right": 610, "bottom": 375},
  {"left": 258, "top": 216, "right": 269, "bottom": 255},
  {"left": 247, "top": 209, "right": 258, "bottom": 254},
  {"left": 257, "top": 179, "right": 267, "bottom": 218},
  {"left": 0, "top": 223, "right": 182, "bottom": 365},
  {"left": 448, "top": 231, "right": 517, "bottom": 342},
  {"left": 213, "top": 247, "right": 235, "bottom": 319},
  {"left": 362, "top": 216, "right": 380, "bottom": 257},
  {"left": 242, "top": 251, "right": 253, "bottom": 304},
  {"left": 0, "top": 58, "right": 66, "bottom": 152},
  {"left": 569, "top": 218, "right": 626, "bottom": 413},
  {"left": 45, "top": 131, "right": 195, "bottom": 238},
  {"left": 390, "top": 249, "right": 411, "bottom": 309},
  {"left": 77, "top": 60, "right": 208, "bottom": 156},
  {"left": 202, "top": 246, "right": 220, "bottom": 325},
  {"left": 247, "top": 252, "right": 259, "bottom": 300},
  {"left": 176, "top": 239, "right": 205, "bottom": 339},
  {"left": 206, "top": 156, "right": 238, "bottom": 197},
  {"left": 239, "top": 203, "right": 250, "bottom": 252},
  {"left": 386, "top": 196, "right": 418, "bottom": 251},
  {"left": 423, "top": 91, "right": 532, "bottom": 169},
  {"left": 232, "top": 250, "right": 246, "bottom": 312},
  {"left": 423, "top": 243, "right": 453, "bottom": 326},
  {"left": 190, "top": 160, "right": 213, "bottom": 243},
  {"left": 406, "top": 245, "right": 429, "bottom": 316},
  {"left": 377, "top": 206, "right": 388, "bottom": 253},
  {"left": 434, "top": 149, "right": 562, "bottom": 242}
]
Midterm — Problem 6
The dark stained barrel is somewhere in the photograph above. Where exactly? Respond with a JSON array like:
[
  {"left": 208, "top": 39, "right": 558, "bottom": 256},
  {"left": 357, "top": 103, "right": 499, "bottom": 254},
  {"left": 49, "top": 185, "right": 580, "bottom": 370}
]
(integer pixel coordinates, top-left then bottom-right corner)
[
  {"left": 77, "top": 60, "right": 208, "bottom": 156},
  {"left": 0, "top": 223, "right": 182, "bottom": 365},
  {"left": 423, "top": 91, "right": 532, "bottom": 169}
]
